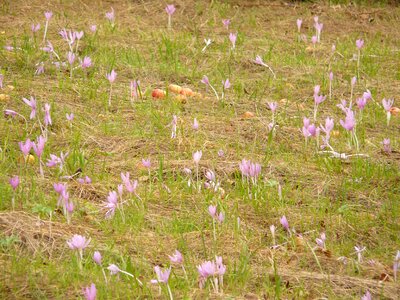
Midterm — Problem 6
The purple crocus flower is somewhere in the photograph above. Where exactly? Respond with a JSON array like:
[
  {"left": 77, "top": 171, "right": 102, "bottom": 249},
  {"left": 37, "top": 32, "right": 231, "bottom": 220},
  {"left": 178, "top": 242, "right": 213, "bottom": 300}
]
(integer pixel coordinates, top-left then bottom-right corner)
[
  {"left": 31, "top": 23, "right": 41, "bottom": 33},
  {"left": 193, "top": 118, "right": 199, "bottom": 130},
  {"left": 90, "top": 25, "right": 97, "bottom": 33},
  {"left": 66, "top": 113, "right": 74, "bottom": 121},
  {"left": 67, "top": 234, "right": 90, "bottom": 251},
  {"left": 150, "top": 266, "right": 171, "bottom": 284},
  {"left": 382, "top": 98, "right": 394, "bottom": 112},
  {"left": 356, "top": 97, "right": 367, "bottom": 110},
  {"left": 44, "top": 103, "right": 52, "bottom": 126},
  {"left": 106, "top": 69, "right": 117, "bottom": 83},
  {"left": 22, "top": 96, "right": 37, "bottom": 119},
  {"left": 142, "top": 158, "right": 151, "bottom": 168},
  {"left": 311, "top": 35, "right": 317, "bottom": 44},
  {"left": 363, "top": 90, "right": 372, "bottom": 101},
  {"left": 81, "top": 56, "right": 92, "bottom": 69},
  {"left": 315, "top": 233, "right": 326, "bottom": 249},
  {"left": 280, "top": 215, "right": 289, "bottom": 231},
  {"left": 107, "top": 264, "right": 121, "bottom": 275},
  {"left": 296, "top": 19, "right": 302, "bottom": 32},
  {"left": 9, "top": 176, "right": 19, "bottom": 191},
  {"left": 229, "top": 33, "right": 237, "bottom": 49},
  {"left": 165, "top": 4, "right": 176, "bottom": 15},
  {"left": 217, "top": 149, "right": 224, "bottom": 157},
  {"left": 329, "top": 72, "right": 333, "bottom": 81},
  {"left": 33, "top": 135, "right": 46, "bottom": 157},
  {"left": 103, "top": 191, "right": 118, "bottom": 219},
  {"left": 222, "top": 19, "right": 230, "bottom": 30},
  {"left": 44, "top": 11, "right": 53, "bottom": 20},
  {"left": 361, "top": 291, "right": 371, "bottom": 300},
  {"left": 314, "top": 94, "right": 326, "bottom": 105},
  {"left": 339, "top": 109, "right": 356, "bottom": 131},
  {"left": 168, "top": 250, "right": 183, "bottom": 265},
  {"left": 75, "top": 31, "right": 84, "bottom": 40},
  {"left": 105, "top": 7, "right": 115, "bottom": 23},
  {"left": 268, "top": 102, "right": 277, "bottom": 113},
  {"left": 222, "top": 79, "right": 230, "bottom": 90},
  {"left": 382, "top": 138, "right": 391, "bottom": 154},
  {"left": 19, "top": 139, "right": 33, "bottom": 157},
  {"left": 67, "top": 51, "right": 75, "bottom": 65},
  {"left": 351, "top": 76, "right": 357, "bottom": 86},
  {"left": 83, "top": 283, "right": 96, "bottom": 300},
  {"left": 46, "top": 154, "right": 60, "bottom": 167},
  {"left": 201, "top": 75, "right": 209, "bottom": 85},
  {"left": 93, "top": 251, "right": 102, "bottom": 265},
  {"left": 208, "top": 205, "right": 217, "bottom": 218},
  {"left": 356, "top": 39, "right": 364, "bottom": 50},
  {"left": 35, "top": 63, "right": 44, "bottom": 76},
  {"left": 193, "top": 150, "right": 202, "bottom": 164}
]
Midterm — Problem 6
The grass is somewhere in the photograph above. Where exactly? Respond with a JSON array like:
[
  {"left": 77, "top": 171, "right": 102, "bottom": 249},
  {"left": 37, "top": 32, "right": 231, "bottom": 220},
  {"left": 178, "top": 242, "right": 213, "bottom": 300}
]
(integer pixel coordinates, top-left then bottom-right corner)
[{"left": 1, "top": 0, "right": 400, "bottom": 299}]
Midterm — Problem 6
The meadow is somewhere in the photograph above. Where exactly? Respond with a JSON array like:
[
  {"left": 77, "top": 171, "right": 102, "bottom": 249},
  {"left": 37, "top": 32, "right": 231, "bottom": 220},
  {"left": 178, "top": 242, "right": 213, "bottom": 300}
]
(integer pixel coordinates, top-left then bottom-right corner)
[{"left": 0, "top": 0, "right": 400, "bottom": 299}]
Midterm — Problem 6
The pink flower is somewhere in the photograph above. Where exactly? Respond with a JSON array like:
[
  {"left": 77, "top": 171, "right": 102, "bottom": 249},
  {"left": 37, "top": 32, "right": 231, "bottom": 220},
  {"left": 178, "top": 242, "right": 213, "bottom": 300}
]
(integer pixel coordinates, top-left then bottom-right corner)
[
  {"left": 165, "top": 4, "right": 176, "bottom": 16},
  {"left": 361, "top": 290, "right": 371, "bottom": 300},
  {"left": 229, "top": 33, "right": 237, "bottom": 49},
  {"left": 19, "top": 138, "right": 33, "bottom": 156},
  {"left": 296, "top": 19, "right": 302, "bottom": 32},
  {"left": 31, "top": 23, "right": 41, "bottom": 33},
  {"left": 90, "top": 25, "right": 97, "bottom": 33},
  {"left": 280, "top": 215, "right": 289, "bottom": 231},
  {"left": 217, "top": 149, "right": 224, "bottom": 157},
  {"left": 44, "top": 11, "right": 53, "bottom": 21},
  {"left": 67, "top": 234, "right": 90, "bottom": 250},
  {"left": 9, "top": 176, "right": 19, "bottom": 191},
  {"left": 81, "top": 56, "right": 92, "bottom": 69},
  {"left": 44, "top": 103, "right": 52, "bottom": 126},
  {"left": 351, "top": 76, "right": 357, "bottom": 86},
  {"left": 311, "top": 35, "right": 317, "bottom": 44},
  {"left": 222, "top": 79, "right": 230, "bottom": 90},
  {"left": 75, "top": 31, "right": 84, "bottom": 40},
  {"left": 201, "top": 75, "right": 209, "bottom": 85},
  {"left": 382, "top": 138, "right": 391, "bottom": 154},
  {"left": 67, "top": 51, "right": 75, "bottom": 65},
  {"left": 151, "top": 266, "right": 171, "bottom": 284},
  {"left": 268, "top": 102, "right": 277, "bottom": 113},
  {"left": 254, "top": 55, "right": 264, "bottom": 65},
  {"left": 193, "top": 118, "right": 199, "bottom": 130},
  {"left": 107, "top": 264, "right": 121, "bottom": 275},
  {"left": 105, "top": 8, "right": 115, "bottom": 23},
  {"left": 22, "top": 96, "right": 37, "bottom": 119},
  {"left": 193, "top": 150, "right": 202, "bottom": 164},
  {"left": 33, "top": 135, "right": 46, "bottom": 157},
  {"left": 208, "top": 205, "right": 217, "bottom": 217},
  {"left": 106, "top": 69, "right": 117, "bottom": 83},
  {"left": 382, "top": 98, "right": 394, "bottom": 112},
  {"left": 66, "top": 113, "right": 74, "bottom": 121},
  {"left": 339, "top": 109, "right": 356, "bottom": 131},
  {"left": 142, "top": 158, "right": 151, "bottom": 168},
  {"left": 329, "top": 72, "right": 333, "bottom": 81},
  {"left": 103, "top": 191, "right": 118, "bottom": 219},
  {"left": 356, "top": 39, "right": 364, "bottom": 50},
  {"left": 83, "top": 283, "right": 96, "bottom": 300},
  {"left": 356, "top": 97, "right": 367, "bottom": 110},
  {"left": 93, "top": 251, "right": 102, "bottom": 265},
  {"left": 168, "top": 250, "right": 183, "bottom": 265},
  {"left": 222, "top": 19, "right": 230, "bottom": 30}
]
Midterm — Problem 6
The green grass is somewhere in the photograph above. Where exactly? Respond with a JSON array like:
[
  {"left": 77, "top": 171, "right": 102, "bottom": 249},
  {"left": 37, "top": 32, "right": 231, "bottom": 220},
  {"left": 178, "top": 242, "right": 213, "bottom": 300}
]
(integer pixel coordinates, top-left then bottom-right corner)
[{"left": 1, "top": 0, "right": 400, "bottom": 299}]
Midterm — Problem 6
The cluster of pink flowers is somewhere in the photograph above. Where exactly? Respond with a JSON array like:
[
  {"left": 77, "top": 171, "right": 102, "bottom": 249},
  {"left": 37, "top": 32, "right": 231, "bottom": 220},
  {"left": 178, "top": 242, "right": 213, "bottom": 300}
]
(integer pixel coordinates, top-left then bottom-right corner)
[{"left": 197, "top": 256, "right": 226, "bottom": 292}]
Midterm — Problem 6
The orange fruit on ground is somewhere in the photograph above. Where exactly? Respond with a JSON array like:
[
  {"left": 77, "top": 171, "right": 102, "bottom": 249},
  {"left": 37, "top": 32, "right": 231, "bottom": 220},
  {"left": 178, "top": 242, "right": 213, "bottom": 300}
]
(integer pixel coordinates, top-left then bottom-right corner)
[
  {"left": 180, "top": 87, "right": 195, "bottom": 97},
  {"left": 168, "top": 84, "right": 183, "bottom": 94},
  {"left": 242, "top": 111, "right": 255, "bottom": 118},
  {"left": 152, "top": 89, "right": 166, "bottom": 99}
]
